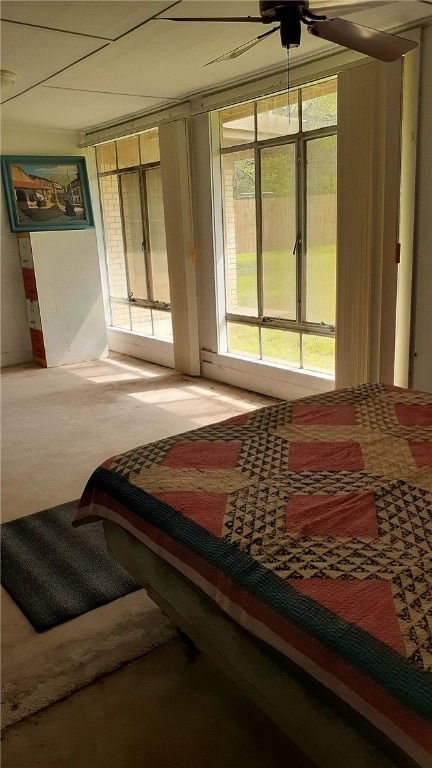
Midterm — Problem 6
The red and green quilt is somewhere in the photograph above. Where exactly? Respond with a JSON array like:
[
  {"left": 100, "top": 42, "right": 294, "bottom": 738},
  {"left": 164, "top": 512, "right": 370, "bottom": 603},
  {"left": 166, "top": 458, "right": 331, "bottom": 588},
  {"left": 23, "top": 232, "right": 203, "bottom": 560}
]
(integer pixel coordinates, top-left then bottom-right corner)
[{"left": 74, "top": 383, "right": 432, "bottom": 765}]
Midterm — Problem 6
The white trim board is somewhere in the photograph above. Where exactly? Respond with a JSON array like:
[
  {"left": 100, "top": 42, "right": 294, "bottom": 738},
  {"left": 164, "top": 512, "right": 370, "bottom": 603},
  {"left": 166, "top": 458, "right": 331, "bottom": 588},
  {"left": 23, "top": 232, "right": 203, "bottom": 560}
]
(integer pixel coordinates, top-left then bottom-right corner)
[
  {"left": 201, "top": 352, "right": 334, "bottom": 401},
  {"left": 107, "top": 328, "right": 175, "bottom": 370}
]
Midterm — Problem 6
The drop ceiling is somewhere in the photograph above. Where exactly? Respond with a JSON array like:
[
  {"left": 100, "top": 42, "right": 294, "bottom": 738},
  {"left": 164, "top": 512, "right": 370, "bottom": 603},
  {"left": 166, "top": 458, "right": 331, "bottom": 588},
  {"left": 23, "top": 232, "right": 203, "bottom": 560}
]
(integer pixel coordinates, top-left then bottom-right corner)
[{"left": 1, "top": 1, "right": 431, "bottom": 133}]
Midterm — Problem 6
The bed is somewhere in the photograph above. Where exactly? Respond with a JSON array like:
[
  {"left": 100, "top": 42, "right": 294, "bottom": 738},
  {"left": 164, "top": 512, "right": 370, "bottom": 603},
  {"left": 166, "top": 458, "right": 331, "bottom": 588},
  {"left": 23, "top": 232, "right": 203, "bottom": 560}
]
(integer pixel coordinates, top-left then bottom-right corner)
[{"left": 73, "top": 383, "right": 432, "bottom": 768}]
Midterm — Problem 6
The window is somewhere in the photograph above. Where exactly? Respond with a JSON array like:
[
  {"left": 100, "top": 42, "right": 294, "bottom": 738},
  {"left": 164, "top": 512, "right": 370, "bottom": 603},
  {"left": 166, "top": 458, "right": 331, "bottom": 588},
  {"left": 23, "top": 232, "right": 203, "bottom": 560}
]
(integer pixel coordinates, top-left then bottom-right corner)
[
  {"left": 96, "top": 128, "right": 172, "bottom": 341},
  {"left": 218, "top": 78, "right": 337, "bottom": 375}
]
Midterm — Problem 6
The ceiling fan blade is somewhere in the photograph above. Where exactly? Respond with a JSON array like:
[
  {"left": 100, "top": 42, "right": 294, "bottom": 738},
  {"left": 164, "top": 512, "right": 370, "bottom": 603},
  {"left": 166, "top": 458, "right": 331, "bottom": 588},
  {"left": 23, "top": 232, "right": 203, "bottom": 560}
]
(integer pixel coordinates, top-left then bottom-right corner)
[
  {"left": 310, "top": 1, "right": 386, "bottom": 15},
  {"left": 161, "top": 16, "right": 263, "bottom": 23},
  {"left": 308, "top": 18, "right": 418, "bottom": 61},
  {"left": 205, "top": 27, "right": 280, "bottom": 66}
]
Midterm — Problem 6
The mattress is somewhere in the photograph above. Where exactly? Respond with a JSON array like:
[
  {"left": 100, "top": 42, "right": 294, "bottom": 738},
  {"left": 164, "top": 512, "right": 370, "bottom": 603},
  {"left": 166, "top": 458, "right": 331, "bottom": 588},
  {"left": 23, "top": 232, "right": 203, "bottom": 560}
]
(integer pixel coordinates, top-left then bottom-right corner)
[{"left": 74, "top": 383, "right": 432, "bottom": 766}]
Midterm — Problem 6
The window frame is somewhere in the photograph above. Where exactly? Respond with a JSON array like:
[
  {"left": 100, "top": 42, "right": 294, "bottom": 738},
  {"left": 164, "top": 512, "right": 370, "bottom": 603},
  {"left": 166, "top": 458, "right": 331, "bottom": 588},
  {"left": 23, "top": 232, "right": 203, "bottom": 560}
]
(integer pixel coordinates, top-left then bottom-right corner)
[
  {"left": 218, "top": 80, "right": 337, "bottom": 374},
  {"left": 96, "top": 138, "right": 171, "bottom": 331}
]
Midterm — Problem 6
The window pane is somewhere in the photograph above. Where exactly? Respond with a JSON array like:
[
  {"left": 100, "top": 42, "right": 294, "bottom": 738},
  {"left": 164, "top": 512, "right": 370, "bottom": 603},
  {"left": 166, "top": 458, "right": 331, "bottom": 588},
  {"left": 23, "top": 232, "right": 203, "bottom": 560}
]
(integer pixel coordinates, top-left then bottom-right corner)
[
  {"left": 96, "top": 142, "right": 116, "bottom": 172},
  {"left": 139, "top": 128, "right": 160, "bottom": 164},
  {"left": 305, "top": 136, "right": 337, "bottom": 325},
  {"left": 261, "top": 144, "right": 297, "bottom": 320},
  {"left": 116, "top": 136, "right": 140, "bottom": 169},
  {"left": 302, "top": 334, "right": 335, "bottom": 374},
  {"left": 257, "top": 91, "right": 299, "bottom": 140},
  {"left": 220, "top": 102, "right": 255, "bottom": 148},
  {"left": 131, "top": 305, "right": 152, "bottom": 335},
  {"left": 120, "top": 172, "right": 147, "bottom": 299},
  {"left": 145, "top": 167, "right": 170, "bottom": 303},
  {"left": 110, "top": 301, "right": 131, "bottom": 330},
  {"left": 261, "top": 328, "right": 300, "bottom": 368},
  {"left": 99, "top": 175, "right": 128, "bottom": 298},
  {"left": 301, "top": 78, "right": 337, "bottom": 132},
  {"left": 227, "top": 323, "right": 260, "bottom": 359},
  {"left": 222, "top": 151, "right": 257, "bottom": 316},
  {"left": 152, "top": 310, "right": 173, "bottom": 341}
]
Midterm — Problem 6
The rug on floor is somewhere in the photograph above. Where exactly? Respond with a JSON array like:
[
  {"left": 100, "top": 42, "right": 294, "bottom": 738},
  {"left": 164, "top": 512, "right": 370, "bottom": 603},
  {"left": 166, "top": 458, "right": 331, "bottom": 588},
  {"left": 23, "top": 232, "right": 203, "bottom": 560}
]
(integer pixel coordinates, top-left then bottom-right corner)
[
  {"left": 1, "top": 500, "right": 141, "bottom": 631},
  {"left": 2, "top": 589, "right": 176, "bottom": 730}
]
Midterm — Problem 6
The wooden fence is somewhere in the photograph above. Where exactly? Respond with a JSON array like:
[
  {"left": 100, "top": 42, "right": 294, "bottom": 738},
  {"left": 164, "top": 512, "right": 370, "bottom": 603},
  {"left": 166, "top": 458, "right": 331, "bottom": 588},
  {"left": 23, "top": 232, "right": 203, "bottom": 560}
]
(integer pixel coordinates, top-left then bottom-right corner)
[{"left": 232, "top": 194, "right": 336, "bottom": 252}]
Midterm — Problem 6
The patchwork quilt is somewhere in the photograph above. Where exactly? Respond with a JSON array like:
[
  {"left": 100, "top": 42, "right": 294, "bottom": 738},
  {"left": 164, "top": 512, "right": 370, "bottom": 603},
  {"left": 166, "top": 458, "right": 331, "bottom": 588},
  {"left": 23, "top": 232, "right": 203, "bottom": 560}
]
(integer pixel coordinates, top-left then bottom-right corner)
[{"left": 74, "top": 383, "right": 432, "bottom": 765}]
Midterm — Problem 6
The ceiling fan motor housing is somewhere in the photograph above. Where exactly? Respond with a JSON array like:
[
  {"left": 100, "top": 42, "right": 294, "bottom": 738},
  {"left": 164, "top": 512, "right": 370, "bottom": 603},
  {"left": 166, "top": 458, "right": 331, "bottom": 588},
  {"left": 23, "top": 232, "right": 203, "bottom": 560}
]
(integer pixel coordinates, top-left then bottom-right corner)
[
  {"left": 259, "top": 1, "right": 307, "bottom": 47},
  {"left": 259, "top": 1, "right": 308, "bottom": 19}
]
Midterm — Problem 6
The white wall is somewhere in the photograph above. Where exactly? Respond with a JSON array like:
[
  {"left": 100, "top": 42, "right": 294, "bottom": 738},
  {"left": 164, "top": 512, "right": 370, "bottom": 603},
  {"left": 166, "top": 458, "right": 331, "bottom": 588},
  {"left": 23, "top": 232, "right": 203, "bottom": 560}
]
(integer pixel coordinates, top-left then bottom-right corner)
[
  {"left": 410, "top": 25, "right": 432, "bottom": 392},
  {"left": 1, "top": 184, "right": 31, "bottom": 367},
  {"left": 0, "top": 127, "right": 107, "bottom": 368}
]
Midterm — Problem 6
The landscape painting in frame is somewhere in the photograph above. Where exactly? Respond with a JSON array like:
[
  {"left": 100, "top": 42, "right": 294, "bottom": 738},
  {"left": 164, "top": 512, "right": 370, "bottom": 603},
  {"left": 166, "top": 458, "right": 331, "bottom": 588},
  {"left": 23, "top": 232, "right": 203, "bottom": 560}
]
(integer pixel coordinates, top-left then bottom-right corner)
[{"left": 1, "top": 155, "right": 94, "bottom": 232}]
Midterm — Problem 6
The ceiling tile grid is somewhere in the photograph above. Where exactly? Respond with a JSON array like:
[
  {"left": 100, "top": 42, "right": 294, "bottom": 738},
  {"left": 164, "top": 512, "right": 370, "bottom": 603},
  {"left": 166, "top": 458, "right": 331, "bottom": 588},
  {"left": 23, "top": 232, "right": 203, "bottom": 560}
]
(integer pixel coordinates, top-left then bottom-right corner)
[{"left": 1, "top": 1, "right": 430, "bottom": 132}]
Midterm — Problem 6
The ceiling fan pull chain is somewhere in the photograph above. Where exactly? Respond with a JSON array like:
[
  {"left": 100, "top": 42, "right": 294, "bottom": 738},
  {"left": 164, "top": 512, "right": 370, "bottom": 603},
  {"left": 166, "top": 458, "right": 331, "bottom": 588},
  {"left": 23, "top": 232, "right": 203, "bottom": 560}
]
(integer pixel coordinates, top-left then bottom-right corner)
[{"left": 286, "top": 47, "right": 291, "bottom": 123}]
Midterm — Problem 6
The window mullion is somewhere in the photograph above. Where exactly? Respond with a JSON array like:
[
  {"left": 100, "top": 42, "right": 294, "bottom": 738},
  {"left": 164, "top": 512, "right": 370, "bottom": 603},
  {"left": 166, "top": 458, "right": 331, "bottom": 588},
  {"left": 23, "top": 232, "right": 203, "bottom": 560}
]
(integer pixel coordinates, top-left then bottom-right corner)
[
  {"left": 255, "top": 143, "right": 263, "bottom": 320},
  {"left": 295, "top": 139, "right": 302, "bottom": 326},
  {"left": 297, "top": 87, "right": 303, "bottom": 331},
  {"left": 296, "top": 137, "right": 305, "bottom": 368},
  {"left": 140, "top": 170, "right": 153, "bottom": 301},
  {"left": 118, "top": 173, "right": 132, "bottom": 302}
]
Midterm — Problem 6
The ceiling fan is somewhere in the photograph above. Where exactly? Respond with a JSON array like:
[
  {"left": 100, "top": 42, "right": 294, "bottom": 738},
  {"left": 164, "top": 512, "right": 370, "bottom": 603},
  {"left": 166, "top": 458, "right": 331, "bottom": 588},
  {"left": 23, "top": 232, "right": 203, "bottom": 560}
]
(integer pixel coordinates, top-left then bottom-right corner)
[{"left": 161, "top": 1, "right": 418, "bottom": 64}]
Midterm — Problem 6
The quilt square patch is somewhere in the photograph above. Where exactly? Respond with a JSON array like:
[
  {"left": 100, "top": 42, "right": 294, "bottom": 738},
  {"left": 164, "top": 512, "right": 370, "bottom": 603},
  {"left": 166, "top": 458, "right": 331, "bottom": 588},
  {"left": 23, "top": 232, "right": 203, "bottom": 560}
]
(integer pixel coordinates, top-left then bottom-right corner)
[
  {"left": 292, "top": 403, "right": 356, "bottom": 426},
  {"left": 162, "top": 440, "right": 242, "bottom": 470},
  {"left": 288, "top": 441, "right": 364, "bottom": 471},
  {"left": 409, "top": 441, "right": 432, "bottom": 468},
  {"left": 286, "top": 492, "right": 378, "bottom": 538},
  {"left": 394, "top": 404, "right": 432, "bottom": 426},
  {"left": 153, "top": 490, "right": 228, "bottom": 537},
  {"left": 291, "top": 579, "right": 406, "bottom": 656}
]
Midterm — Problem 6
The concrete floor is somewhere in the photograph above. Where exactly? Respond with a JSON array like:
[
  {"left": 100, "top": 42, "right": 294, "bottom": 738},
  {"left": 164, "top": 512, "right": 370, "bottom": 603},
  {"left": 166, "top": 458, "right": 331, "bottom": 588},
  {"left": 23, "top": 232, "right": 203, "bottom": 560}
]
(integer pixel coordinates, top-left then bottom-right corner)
[
  {"left": 3, "top": 642, "right": 314, "bottom": 768},
  {"left": 1, "top": 354, "right": 272, "bottom": 524},
  {"left": 1, "top": 355, "right": 313, "bottom": 768}
]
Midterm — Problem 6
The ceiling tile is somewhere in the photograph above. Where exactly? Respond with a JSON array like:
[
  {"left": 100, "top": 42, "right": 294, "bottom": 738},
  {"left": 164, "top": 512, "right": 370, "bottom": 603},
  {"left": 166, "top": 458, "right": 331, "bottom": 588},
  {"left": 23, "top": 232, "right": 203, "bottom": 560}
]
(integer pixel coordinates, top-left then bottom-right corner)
[
  {"left": 0, "top": 23, "right": 105, "bottom": 99},
  {"left": 1, "top": 1, "right": 430, "bottom": 132},
  {"left": 0, "top": 1, "right": 177, "bottom": 39},
  {"left": 1, "top": 85, "right": 169, "bottom": 131}
]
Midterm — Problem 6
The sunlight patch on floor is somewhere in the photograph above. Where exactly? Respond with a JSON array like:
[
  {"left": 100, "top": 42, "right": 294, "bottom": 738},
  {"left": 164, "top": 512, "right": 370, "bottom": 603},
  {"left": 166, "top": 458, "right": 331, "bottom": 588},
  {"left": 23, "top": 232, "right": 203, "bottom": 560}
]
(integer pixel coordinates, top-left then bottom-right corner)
[
  {"left": 128, "top": 388, "right": 198, "bottom": 404},
  {"left": 67, "top": 356, "right": 163, "bottom": 381},
  {"left": 87, "top": 373, "right": 143, "bottom": 383}
]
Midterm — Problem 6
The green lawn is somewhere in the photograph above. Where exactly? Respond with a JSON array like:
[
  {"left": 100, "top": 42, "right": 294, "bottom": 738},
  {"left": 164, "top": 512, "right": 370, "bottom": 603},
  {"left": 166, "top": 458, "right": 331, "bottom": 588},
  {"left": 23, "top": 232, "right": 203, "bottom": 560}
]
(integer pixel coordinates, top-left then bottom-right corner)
[
  {"left": 235, "top": 245, "right": 335, "bottom": 324},
  {"left": 229, "top": 245, "right": 336, "bottom": 374}
]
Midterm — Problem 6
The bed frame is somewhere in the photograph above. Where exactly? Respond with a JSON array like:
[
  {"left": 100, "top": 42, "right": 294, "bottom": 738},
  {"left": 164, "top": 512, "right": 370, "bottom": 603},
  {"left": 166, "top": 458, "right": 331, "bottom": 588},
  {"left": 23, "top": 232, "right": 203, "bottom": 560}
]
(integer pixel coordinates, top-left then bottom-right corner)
[{"left": 104, "top": 519, "right": 419, "bottom": 768}]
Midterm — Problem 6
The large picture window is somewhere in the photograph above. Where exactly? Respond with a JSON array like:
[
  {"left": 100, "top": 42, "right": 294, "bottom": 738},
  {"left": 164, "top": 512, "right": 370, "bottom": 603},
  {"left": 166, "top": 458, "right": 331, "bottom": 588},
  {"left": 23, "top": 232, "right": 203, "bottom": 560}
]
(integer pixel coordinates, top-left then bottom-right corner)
[
  {"left": 218, "top": 78, "right": 337, "bottom": 375},
  {"left": 96, "top": 128, "right": 172, "bottom": 341}
]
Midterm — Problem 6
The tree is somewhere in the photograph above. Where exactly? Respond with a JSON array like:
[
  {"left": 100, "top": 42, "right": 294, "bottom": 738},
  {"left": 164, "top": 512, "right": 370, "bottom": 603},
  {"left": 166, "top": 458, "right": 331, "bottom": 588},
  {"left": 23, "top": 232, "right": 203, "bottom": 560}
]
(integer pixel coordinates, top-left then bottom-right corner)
[{"left": 230, "top": 86, "right": 337, "bottom": 198}]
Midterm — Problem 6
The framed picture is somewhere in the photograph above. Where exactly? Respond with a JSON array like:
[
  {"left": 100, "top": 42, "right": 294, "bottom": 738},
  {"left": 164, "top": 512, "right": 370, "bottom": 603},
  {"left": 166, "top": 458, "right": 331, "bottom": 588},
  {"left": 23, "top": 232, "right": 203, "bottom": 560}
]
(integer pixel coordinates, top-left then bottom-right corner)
[{"left": 1, "top": 155, "right": 94, "bottom": 233}]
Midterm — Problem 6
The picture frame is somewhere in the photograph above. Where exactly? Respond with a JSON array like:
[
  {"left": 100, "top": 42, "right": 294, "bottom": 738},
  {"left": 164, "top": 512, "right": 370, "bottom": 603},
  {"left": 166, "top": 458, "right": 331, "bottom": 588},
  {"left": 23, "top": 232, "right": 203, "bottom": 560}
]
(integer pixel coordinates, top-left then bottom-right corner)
[{"left": 1, "top": 155, "right": 94, "bottom": 233}]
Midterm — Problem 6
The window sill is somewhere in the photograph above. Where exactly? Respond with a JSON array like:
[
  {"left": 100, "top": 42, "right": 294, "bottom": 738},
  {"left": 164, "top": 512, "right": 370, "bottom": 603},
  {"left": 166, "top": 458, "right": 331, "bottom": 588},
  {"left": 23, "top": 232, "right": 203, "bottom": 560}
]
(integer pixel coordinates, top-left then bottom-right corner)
[
  {"left": 107, "top": 327, "right": 174, "bottom": 369},
  {"left": 200, "top": 351, "right": 335, "bottom": 400}
]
